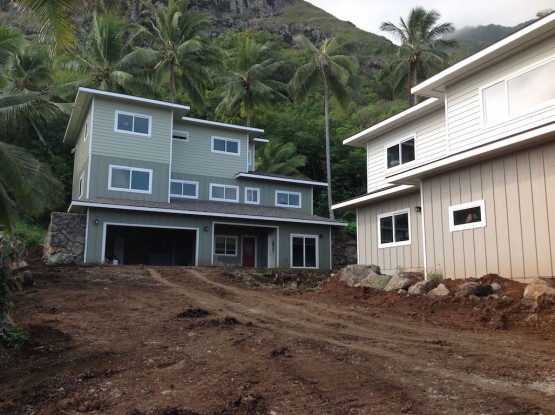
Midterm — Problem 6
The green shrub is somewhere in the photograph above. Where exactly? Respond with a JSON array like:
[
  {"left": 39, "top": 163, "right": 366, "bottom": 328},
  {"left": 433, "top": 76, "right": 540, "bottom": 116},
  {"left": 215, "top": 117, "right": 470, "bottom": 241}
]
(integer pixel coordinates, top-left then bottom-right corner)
[
  {"left": 428, "top": 272, "right": 443, "bottom": 282},
  {"left": 13, "top": 221, "right": 47, "bottom": 247}
]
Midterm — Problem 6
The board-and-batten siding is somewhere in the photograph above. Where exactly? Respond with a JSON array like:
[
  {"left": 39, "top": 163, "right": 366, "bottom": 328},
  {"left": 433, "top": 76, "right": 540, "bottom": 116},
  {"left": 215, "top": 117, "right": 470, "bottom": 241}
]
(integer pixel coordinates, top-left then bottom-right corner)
[
  {"left": 422, "top": 140, "right": 555, "bottom": 281},
  {"left": 91, "top": 97, "right": 172, "bottom": 164},
  {"left": 366, "top": 108, "right": 447, "bottom": 192},
  {"left": 446, "top": 36, "right": 555, "bottom": 154},
  {"left": 357, "top": 192, "right": 423, "bottom": 275},
  {"left": 172, "top": 122, "right": 248, "bottom": 179}
]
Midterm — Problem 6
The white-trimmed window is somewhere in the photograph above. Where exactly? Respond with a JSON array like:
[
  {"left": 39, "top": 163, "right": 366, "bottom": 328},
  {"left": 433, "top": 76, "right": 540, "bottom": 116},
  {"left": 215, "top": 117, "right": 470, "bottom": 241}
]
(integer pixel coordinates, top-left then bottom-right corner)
[
  {"left": 211, "top": 136, "right": 240, "bottom": 155},
  {"left": 108, "top": 165, "right": 152, "bottom": 194},
  {"left": 210, "top": 183, "right": 239, "bottom": 202},
  {"left": 482, "top": 58, "right": 555, "bottom": 126},
  {"left": 378, "top": 209, "right": 411, "bottom": 248},
  {"left": 114, "top": 110, "right": 152, "bottom": 136},
  {"left": 84, "top": 121, "right": 89, "bottom": 141},
  {"left": 291, "top": 234, "right": 318, "bottom": 269},
  {"left": 245, "top": 187, "right": 260, "bottom": 204},
  {"left": 275, "top": 191, "right": 301, "bottom": 208},
  {"left": 172, "top": 130, "right": 189, "bottom": 141},
  {"left": 170, "top": 180, "right": 198, "bottom": 199},
  {"left": 79, "top": 174, "right": 84, "bottom": 198},
  {"left": 386, "top": 136, "right": 415, "bottom": 169},
  {"left": 449, "top": 200, "right": 486, "bottom": 232},
  {"left": 214, "top": 235, "right": 237, "bottom": 256}
]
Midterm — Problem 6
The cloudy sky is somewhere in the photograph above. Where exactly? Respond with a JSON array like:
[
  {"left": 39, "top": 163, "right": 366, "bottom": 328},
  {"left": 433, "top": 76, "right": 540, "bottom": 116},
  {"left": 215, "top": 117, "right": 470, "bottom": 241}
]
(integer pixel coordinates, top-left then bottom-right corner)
[{"left": 305, "top": 1, "right": 553, "bottom": 42}]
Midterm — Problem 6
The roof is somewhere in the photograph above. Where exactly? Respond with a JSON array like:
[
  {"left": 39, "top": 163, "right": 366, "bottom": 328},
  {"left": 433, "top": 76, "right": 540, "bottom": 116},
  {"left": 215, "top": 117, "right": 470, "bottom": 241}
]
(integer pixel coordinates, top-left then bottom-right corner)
[
  {"left": 343, "top": 98, "right": 442, "bottom": 147},
  {"left": 236, "top": 172, "right": 328, "bottom": 187},
  {"left": 180, "top": 117, "right": 264, "bottom": 134},
  {"left": 69, "top": 198, "right": 346, "bottom": 227},
  {"left": 64, "top": 88, "right": 190, "bottom": 145},
  {"left": 332, "top": 185, "right": 416, "bottom": 211},
  {"left": 412, "top": 13, "right": 555, "bottom": 98}
]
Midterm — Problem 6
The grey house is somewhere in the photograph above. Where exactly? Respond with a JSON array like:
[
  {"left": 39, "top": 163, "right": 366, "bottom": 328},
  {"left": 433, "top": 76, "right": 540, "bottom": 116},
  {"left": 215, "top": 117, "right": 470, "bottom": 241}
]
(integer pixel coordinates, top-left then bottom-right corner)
[{"left": 64, "top": 88, "right": 344, "bottom": 268}]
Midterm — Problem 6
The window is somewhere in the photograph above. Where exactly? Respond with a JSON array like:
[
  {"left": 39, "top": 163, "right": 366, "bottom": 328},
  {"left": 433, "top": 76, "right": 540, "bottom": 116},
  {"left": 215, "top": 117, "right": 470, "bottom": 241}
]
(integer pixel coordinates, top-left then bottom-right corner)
[
  {"left": 211, "top": 136, "right": 240, "bottom": 155},
  {"left": 114, "top": 111, "right": 152, "bottom": 136},
  {"left": 170, "top": 180, "right": 198, "bottom": 199},
  {"left": 245, "top": 187, "right": 260, "bottom": 204},
  {"left": 291, "top": 235, "right": 318, "bottom": 268},
  {"left": 79, "top": 174, "right": 84, "bottom": 198},
  {"left": 377, "top": 209, "right": 411, "bottom": 248},
  {"left": 482, "top": 58, "right": 555, "bottom": 126},
  {"left": 172, "top": 130, "right": 189, "bottom": 141},
  {"left": 275, "top": 191, "right": 301, "bottom": 208},
  {"left": 108, "top": 165, "right": 152, "bottom": 194},
  {"left": 449, "top": 200, "right": 486, "bottom": 232},
  {"left": 210, "top": 184, "right": 239, "bottom": 202},
  {"left": 84, "top": 121, "right": 89, "bottom": 141},
  {"left": 386, "top": 137, "right": 415, "bottom": 169},
  {"left": 214, "top": 236, "right": 237, "bottom": 256}
]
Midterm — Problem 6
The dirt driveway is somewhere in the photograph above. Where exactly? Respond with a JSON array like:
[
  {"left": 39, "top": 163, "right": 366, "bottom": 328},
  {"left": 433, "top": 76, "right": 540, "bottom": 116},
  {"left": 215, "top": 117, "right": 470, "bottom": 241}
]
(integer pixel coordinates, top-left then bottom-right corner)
[{"left": 1, "top": 265, "right": 555, "bottom": 414}]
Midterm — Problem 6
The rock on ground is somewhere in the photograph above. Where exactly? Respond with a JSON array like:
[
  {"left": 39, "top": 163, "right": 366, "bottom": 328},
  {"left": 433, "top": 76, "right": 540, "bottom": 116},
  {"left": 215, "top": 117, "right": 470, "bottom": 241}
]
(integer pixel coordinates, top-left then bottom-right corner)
[
  {"left": 523, "top": 279, "right": 555, "bottom": 300},
  {"left": 491, "top": 283, "right": 502, "bottom": 292},
  {"left": 47, "top": 252, "right": 77, "bottom": 264},
  {"left": 338, "top": 264, "right": 382, "bottom": 287},
  {"left": 360, "top": 273, "right": 392, "bottom": 290},
  {"left": 428, "top": 283, "right": 450, "bottom": 297},
  {"left": 408, "top": 280, "right": 435, "bottom": 295},
  {"left": 384, "top": 275, "right": 411, "bottom": 292},
  {"left": 456, "top": 282, "right": 494, "bottom": 298}
]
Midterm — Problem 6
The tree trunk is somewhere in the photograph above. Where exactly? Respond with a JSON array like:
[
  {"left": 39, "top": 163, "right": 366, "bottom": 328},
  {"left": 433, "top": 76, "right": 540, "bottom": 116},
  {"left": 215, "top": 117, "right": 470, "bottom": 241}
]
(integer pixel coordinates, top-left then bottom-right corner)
[
  {"left": 246, "top": 98, "right": 251, "bottom": 127},
  {"left": 413, "top": 63, "right": 419, "bottom": 105},
  {"left": 169, "top": 63, "right": 176, "bottom": 103},
  {"left": 30, "top": 119, "right": 54, "bottom": 157},
  {"left": 407, "top": 65, "right": 412, "bottom": 107},
  {"left": 321, "top": 66, "right": 334, "bottom": 220}
]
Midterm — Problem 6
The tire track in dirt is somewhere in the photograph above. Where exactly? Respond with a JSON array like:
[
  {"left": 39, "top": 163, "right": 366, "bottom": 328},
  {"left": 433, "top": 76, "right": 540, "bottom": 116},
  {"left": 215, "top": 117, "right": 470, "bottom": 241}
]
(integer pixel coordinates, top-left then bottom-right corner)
[{"left": 147, "top": 268, "right": 555, "bottom": 411}]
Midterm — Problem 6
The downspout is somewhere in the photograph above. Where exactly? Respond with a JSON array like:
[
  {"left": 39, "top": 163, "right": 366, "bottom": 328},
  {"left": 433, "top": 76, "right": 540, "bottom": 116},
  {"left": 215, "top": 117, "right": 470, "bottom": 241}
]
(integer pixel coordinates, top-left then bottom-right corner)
[{"left": 420, "top": 179, "right": 428, "bottom": 280}]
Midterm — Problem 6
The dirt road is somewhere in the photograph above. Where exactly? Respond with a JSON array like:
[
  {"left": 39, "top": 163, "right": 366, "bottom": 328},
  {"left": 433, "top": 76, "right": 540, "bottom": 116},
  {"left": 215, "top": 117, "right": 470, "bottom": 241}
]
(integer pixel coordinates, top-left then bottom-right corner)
[{"left": 2, "top": 265, "right": 555, "bottom": 414}]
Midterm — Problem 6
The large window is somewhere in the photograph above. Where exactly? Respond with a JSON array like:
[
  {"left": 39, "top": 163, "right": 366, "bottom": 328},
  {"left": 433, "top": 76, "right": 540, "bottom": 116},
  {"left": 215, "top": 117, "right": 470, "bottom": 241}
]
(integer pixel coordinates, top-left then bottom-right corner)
[
  {"left": 214, "top": 236, "right": 237, "bottom": 256},
  {"left": 210, "top": 183, "right": 239, "bottom": 202},
  {"left": 378, "top": 209, "right": 411, "bottom": 248},
  {"left": 114, "top": 111, "right": 151, "bottom": 136},
  {"left": 449, "top": 200, "right": 486, "bottom": 232},
  {"left": 211, "top": 136, "right": 240, "bottom": 155},
  {"left": 108, "top": 165, "right": 152, "bottom": 194},
  {"left": 291, "top": 234, "right": 318, "bottom": 268},
  {"left": 245, "top": 187, "right": 260, "bottom": 204},
  {"left": 482, "top": 58, "right": 555, "bottom": 126},
  {"left": 386, "top": 137, "right": 415, "bottom": 169},
  {"left": 275, "top": 191, "right": 301, "bottom": 208},
  {"left": 170, "top": 180, "right": 198, "bottom": 199}
]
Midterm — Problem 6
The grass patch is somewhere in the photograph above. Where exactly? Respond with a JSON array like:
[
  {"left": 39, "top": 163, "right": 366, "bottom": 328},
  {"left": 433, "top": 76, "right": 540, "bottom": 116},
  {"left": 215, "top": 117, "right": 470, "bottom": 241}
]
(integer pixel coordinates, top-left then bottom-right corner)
[{"left": 13, "top": 221, "right": 47, "bottom": 247}]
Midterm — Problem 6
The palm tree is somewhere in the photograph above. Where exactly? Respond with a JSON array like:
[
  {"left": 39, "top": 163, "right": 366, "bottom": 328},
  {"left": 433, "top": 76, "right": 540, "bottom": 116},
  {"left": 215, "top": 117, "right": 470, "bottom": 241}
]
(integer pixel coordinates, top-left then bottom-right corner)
[
  {"left": 380, "top": 7, "right": 457, "bottom": 106},
  {"left": 67, "top": 13, "right": 145, "bottom": 93},
  {"left": 134, "top": 0, "right": 223, "bottom": 104},
  {"left": 290, "top": 34, "right": 357, "bottom": 219},
  {"left": 216, "top": 37, "right": 287, "bottom": 127},
  {"left": 255, "top": 139, "right": 307, "bottom": 177}
]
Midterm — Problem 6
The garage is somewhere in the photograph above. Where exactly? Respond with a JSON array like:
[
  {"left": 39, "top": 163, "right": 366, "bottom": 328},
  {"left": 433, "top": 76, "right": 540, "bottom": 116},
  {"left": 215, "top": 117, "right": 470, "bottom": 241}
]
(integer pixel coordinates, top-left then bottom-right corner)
[{"left": 104, "top": 225, "right": 197, "bottom": 266}]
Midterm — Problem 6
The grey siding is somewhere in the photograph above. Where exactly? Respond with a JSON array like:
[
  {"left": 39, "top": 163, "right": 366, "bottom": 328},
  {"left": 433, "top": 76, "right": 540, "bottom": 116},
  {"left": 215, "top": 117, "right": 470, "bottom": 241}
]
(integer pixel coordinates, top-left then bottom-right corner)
[
  {"left": 89, "top": 154, "right": 169, "bottom": 202},
  {"left": 92, "top": 97, "right": 172, "bottom": 164},
  {"left": 421, "top": 140, "right": 555, "bottom": 280},
  {"left": 357, "top": 192, "right": 423, "bottom": 275},
  {"left": 72, "top": 103, "right": 92, "bottom": 199},
  {"left": 445, "top": 37, "right": 555, "bottom": 153},
  {"left": 171, "top": 172, "right": 314, "bottom": 215},
  {"left": 366, "top": 108, "right": 447, "bottom": 192},
  {"left": 85, "top": 208, "right": 332, "bottom": 269},
  {"left": 172, "top": 122, "right": 248, "bottom": 179}
]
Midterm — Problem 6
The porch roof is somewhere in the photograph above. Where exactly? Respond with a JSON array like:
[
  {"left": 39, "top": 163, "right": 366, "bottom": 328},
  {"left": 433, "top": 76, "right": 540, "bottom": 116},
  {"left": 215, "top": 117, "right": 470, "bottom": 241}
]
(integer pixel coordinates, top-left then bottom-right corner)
[{"left": 69, "top": 197, "right": 346, "bottom": 227}]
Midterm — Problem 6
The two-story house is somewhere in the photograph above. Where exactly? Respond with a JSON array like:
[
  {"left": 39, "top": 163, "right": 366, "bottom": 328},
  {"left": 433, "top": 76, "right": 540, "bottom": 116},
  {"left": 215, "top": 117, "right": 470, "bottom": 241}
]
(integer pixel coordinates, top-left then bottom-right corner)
[
  {"left": 333, "top": 14, "right": 555, "bottom": 281},
  {"left": 64, "top": 87, "right": 345, "bottom": 268}
]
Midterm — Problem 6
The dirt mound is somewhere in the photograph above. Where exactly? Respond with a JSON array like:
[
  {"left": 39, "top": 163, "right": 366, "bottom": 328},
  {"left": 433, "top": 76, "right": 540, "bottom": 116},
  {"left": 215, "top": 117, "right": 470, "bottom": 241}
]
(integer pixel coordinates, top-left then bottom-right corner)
[{"left": 176, "top": 308, "right": 210, "bottom": 318}]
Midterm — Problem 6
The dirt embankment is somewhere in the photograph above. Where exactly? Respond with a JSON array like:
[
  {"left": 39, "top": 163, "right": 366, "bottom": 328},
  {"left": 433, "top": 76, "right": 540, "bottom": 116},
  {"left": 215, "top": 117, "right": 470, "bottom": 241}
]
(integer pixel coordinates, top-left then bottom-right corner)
[{"left": 1, "top": 263, "right": 555, "bottom": 415}]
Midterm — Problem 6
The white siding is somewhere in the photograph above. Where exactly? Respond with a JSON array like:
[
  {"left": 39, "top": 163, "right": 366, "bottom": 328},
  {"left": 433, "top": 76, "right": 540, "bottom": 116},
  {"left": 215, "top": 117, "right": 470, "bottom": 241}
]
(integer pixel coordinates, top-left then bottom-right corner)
[
  {"left": 366, "top": 108, "right": 447, "bottom": 192},
  {"left": 446, "top": 36, "right": 555, "bottom": 153}
]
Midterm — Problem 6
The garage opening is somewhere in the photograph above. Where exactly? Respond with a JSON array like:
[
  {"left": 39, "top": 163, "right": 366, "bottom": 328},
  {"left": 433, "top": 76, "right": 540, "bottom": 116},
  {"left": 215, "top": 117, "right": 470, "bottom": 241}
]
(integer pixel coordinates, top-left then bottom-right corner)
[{"left": 104, "top": 225, "right": 196, "bottom": 266}]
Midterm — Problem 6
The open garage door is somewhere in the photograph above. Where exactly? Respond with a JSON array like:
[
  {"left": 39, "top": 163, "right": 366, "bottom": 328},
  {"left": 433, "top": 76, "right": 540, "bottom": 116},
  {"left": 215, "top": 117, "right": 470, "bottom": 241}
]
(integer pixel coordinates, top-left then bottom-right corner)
[{"left": 104, "top": 225, "right": 197, "bottom": 266}]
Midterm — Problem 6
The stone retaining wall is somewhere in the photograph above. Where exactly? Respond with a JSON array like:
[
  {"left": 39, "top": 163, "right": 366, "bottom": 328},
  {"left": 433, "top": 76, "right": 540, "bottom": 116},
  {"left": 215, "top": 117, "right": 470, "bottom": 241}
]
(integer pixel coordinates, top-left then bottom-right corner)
[
  {"left": 332, "top": 228, "right": 357, "bottom": 270},
  {"left": 43, "top": 212, "right": 87, "bottom": 263}
]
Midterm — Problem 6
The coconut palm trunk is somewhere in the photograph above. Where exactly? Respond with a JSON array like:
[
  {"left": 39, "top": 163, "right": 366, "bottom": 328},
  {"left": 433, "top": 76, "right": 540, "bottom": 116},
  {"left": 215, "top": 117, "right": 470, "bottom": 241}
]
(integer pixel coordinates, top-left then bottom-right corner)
[
  {"left": 321, "top": 65, "right": 334, "bottom": 220},
  {"left": 170, "top": 63, "right": 176, "bottom": 103}
]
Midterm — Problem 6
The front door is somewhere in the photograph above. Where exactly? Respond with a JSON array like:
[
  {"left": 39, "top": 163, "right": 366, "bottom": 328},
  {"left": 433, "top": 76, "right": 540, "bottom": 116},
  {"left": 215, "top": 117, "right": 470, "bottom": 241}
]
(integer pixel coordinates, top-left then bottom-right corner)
[{"left": 242, "top": 236, "right": 256, "bottom": 267}]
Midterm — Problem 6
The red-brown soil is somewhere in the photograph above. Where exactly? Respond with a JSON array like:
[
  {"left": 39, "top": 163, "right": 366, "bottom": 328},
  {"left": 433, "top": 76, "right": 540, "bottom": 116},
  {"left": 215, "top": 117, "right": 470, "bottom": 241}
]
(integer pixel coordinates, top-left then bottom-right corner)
[{"left": 1, "top": 263, "right": 554, "bottom": 414}]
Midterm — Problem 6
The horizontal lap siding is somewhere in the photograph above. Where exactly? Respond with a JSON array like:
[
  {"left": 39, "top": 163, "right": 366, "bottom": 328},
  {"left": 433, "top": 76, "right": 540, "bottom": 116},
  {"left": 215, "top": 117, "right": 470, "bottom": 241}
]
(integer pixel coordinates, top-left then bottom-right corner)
[
  {"left": 73, "top": 105, "right": 91, "bottom": 199},
  {"left": 278, "top": 223, "right": 331, "bottom": 270},
  {"left": 446, "top": 37, "right": 555, "bottom": 153},
  {"left": 366, "top": 108, "right": 447, "bottom": 192},
  {"left": 92, "top": 97, "right": 171, "bottom": 164},
  {"left": 422, "top": 140, "right": 555, "bottom": 280},
  {"left": 172, "top": 122, "right": 248, "bottom": 179},
  {"left": 357, "top": 192, "right": 423, "bottom": 274},
  {"left": 171, "top": 172, "right": 313, "bottom": 214}
]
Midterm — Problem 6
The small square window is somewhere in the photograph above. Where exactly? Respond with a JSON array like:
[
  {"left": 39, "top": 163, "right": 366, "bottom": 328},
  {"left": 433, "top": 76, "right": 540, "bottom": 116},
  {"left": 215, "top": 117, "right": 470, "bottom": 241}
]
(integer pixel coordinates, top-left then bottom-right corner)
[
  {"left": 245, "top": 187, "right": 260, "bottom": 204},
  {"left": 134, "top": 116, "right": 149, "bottom": 134},
  {"left": 377, "top": 209, "right": 411, "bottom": 248},
  {"left": 115, "top": 111, "right": 151, "bottom": 136},
  {"left": 211, "top": 136, "right": 240, "bottom": 155},
  {"left": 210, "top": 184, "right": 239, "bottom": 202},
  {"left": 109, "top": 165, "right": 152, "bottom": 194},
  {"left": 172, "top": 130, "right": 189, "bottom": 141},
  {"left": 449, "top": 200, "right": 486, "bottom": 232},
  {"left": 275, "top": 191, "right": 301, "bottom": 208},
  {"left": 214, "top": 236, "right": 237, "bottom": 256}
]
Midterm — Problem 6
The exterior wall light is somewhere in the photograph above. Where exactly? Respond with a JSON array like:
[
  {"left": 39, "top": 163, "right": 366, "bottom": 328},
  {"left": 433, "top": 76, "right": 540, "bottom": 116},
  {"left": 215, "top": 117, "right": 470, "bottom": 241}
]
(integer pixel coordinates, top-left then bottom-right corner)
[
  {"left": 204, "top": 226, "right": 209, "bottom": 232},
  {"left": 415, "top": 206, "right": 422, "bottom": 213},
  {"left": 94, "top": 219, "right": 100, "bottom": 225}
]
